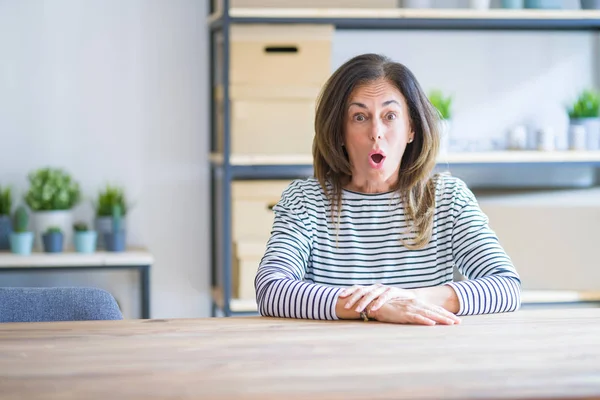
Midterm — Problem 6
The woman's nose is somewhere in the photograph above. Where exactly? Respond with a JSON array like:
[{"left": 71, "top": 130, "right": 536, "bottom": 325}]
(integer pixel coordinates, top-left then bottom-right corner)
[{"left": 370, "top": 121, "right": 384, "bottom": 141}]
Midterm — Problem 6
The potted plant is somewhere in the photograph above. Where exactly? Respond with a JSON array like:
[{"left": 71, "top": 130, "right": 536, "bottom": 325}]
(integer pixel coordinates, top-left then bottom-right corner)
[
  {"left": 581, "top": 0, "right": 600, "bottom": 9},
  {"left": 73, "top": 222, "right": 97, "bottom": 253},
  {"left": 25, "top": 167, "right": 81, "bottom": 251},
  {"left": 568, "top": 89, "right": 600, "bottom": 151},
  {"left": 429, "top": 89, "right": 453, "bottom": 155},
  {"left": 104, "top": 204, "right": 126, "bottom": 252},
  {"left": 501, "top": 0, "right": 523, "bottom": 8},
  {"left": 9, "top": 206, "right": 34, "bottom": 255},
  {"left": 42, "top": 226, "right": 64, "bottom": 253},
  {"left": 95, "top": 185, "right": 128, "bottom": 249},
  {"left": 0, "top": 186, "right": 12, "bottom": 250},
  {"left": 524, "top": 0, "right": 562, "bottom": 8}
]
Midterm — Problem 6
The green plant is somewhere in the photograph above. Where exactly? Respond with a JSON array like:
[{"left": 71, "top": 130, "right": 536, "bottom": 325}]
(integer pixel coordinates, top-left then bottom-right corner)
[
  {"left": 429, "top": 90, "right": 453, "bottom": 120},
  {"left": 45, "top": 226, "right": 62, "bottom": 234},
  {"left": 568, "top": 89, "right": 600, "bottom": 119},
  {"left": 24, "top": 168, "right": 81, "bottom": 211},
  {"left": 96, "top": 185, "right": 128, "bottom": 217},
  {"left": 0, "top": 186, "right": 11, "bottom": 216},
  {"left": 13, "top": 206, "right": 28, "bottom": 233},
  {"left": 112, "top": 204, "right": 123, "bottom": 233},
  {"left": 73, "top": 222, "right": 89, "bottom": 232}
]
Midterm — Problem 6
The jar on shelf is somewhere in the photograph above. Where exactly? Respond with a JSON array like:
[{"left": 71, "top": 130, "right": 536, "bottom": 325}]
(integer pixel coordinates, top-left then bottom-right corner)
[
  {"left": 507, "top": 125, "right": 528, "bottom": 150},
  {"left": 536, "top": 127, "right": 555, "bottom": 151}
]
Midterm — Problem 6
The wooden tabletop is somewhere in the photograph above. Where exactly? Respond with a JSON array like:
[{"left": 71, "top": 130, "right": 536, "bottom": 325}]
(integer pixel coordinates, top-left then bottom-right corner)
[{"left": 0, "top": 308, "right": 599, "bottom": 400}]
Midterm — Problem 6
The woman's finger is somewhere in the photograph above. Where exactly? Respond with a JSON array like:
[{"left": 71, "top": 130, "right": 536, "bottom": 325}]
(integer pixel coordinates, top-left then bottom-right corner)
[
  {"left": 406, "top": 312, "right": 436, "bottom": 326},
  {"left": 339, "top": 285, "right": 360, "bottom": 298},
  {"left": 431, "top": 305, "right": 462, "bottom": 324},
  {"left": 344, "top": 284, "right": 383, "bottom": 310},
  {"left": 344, "top": 286, "right": 368, "bottom": 309},
  {"left": 419, "top": 307, "right": 457, "bottom": 325},
  {"left": 423, "top": 304, "right": 461, "bottom": 324},
  {"left": 354, "top": 286, "right": 389, "bottom": 313}
]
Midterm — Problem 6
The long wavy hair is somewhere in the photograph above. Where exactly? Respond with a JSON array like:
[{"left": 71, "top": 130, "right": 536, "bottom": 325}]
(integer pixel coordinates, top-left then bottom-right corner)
[{"left": 313, "top": 53, "right": 441, "bottom": 250}]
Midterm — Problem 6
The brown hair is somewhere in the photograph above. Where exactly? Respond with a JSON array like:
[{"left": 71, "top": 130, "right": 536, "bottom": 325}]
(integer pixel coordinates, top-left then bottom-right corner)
[{"left": 313, "top": 53, "right": 440, "bottom": 250}]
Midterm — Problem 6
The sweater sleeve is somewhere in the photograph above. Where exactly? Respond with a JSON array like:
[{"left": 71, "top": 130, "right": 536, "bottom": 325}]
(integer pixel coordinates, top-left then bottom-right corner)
[
  {"left": 254, "top": 182, "right": 342, "bottom": 320},
  {"left": 445, "top": 179, "right": 522, "bottom": 316}
]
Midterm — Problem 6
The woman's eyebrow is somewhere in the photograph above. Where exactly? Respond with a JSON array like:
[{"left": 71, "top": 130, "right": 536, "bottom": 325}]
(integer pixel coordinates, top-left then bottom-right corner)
[
  {"left": 348, "top": 102, "right": 367, "bottom": 109},
  {"left": 348, "top": 100, "right": 400, "bottom": 109},
  {"left": 382, "top": 99, "right": 400, "bottom": 107}
]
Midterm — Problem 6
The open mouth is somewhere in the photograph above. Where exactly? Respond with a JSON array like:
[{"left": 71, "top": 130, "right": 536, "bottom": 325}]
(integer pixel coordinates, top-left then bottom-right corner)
[
  {"left": 371, "top": 154, "right": 384, "bottom": 164},
  {"left": 369, "top": 151, "right": 386, "bottom": 169}
]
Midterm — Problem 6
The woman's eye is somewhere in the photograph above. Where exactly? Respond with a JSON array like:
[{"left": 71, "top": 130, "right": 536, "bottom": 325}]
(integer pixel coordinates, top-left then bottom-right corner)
[
  {"left": 386, "top": 113, "right": 397, "bottom": 121},
  {"left": 354, "top": 114, "right": 366, "bottom": 122}
]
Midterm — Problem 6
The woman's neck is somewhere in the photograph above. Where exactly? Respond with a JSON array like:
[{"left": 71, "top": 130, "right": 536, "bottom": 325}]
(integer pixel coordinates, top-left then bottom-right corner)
[{"left": 343, "top": 176, "right": 398, "bottom": 194}]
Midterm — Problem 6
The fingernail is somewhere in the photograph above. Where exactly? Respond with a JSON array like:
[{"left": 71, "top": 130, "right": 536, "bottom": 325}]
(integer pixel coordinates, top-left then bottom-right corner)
[{"left": 345, "top": 304, "right": 350, "bottom": 309}]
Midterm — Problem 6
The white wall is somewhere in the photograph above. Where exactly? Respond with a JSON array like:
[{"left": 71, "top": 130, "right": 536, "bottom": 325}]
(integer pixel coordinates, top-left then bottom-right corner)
[{"left": 0, "top": 0, "right": 210, "bottom": 318}]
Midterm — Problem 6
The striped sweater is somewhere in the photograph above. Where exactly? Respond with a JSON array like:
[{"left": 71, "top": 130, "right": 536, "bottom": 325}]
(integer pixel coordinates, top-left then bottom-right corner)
[{"left": 254, "top": 174, "right": 521, "bottom": 319}]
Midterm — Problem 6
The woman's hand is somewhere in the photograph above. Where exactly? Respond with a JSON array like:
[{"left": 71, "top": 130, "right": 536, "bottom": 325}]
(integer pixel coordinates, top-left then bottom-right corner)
[
  {"left": 368, "top": 297, "right": 461, "bottom": 326},
  {"left": 339, "top": 283, "right": 415, "bottom": 313},
  {"left": 339, "top": 284, "right": 461, "bottom": 326}
]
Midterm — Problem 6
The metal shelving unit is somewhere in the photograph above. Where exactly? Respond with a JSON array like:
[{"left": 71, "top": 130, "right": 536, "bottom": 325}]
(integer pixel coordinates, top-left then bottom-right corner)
[{"left": 209, "top": 1, "right": 600, "bottom": 316}]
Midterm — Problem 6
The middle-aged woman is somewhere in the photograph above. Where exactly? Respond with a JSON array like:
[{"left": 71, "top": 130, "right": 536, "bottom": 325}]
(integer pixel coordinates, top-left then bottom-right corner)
[{"left": 254, "top": 53, "right": 521, "bottom": 325}]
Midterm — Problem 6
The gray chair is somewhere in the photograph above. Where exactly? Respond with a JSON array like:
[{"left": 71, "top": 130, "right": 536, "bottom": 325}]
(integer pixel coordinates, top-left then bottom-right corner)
[{"left": 0, "top": 287, "right": 123, "bottom": 323}]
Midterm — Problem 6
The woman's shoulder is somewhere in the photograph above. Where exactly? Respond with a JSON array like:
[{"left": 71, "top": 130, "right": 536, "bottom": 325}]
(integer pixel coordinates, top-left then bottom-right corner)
[
  {"left": 433, "top": 173, "right": 477, "bottom": 208},
  {"left": 278, "top": 177, "right": 327, "bottom": 209}
]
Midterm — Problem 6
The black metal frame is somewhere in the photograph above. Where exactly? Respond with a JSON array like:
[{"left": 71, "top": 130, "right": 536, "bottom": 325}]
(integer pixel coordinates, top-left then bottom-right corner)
[
  {"left": 209, "top": 2, "right": 600, "bottom": 317},
  {"left": 0, "top": 265, "right": 151, "bottom": 319},
  {"left": 211, "top": 16, "right": 600, "bottom": 32}
]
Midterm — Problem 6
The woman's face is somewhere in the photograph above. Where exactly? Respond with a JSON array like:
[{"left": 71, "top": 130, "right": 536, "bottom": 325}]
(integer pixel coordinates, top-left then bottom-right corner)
[{"left": 343, "top": 78, "right": 414, "bottom": 192}]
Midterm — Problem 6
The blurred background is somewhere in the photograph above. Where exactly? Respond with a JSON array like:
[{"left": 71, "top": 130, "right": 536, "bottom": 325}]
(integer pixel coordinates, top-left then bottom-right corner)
[{"left": 0, "top": 0, "right": 598, "bottom": 319}]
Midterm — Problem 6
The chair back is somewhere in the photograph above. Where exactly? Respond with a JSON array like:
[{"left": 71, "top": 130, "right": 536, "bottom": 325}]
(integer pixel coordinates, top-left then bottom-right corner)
[{"left": 0, "top": 287, "right": 123, "bottom": 323}]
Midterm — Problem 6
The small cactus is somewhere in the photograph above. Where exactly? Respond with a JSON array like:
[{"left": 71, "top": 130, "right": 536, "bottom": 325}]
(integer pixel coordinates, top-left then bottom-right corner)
[
  {"left": 45, "top": 226, "right": 62, "bottom": 235},
  {"left": 13, "top": 206, "right": 29, "bottom": 233},
  {"left": 0, "top": 186, "right": 12, "bottom": 216},
  {"left": 112, "top": 204, "right": 122, "bottom": 233},
  {"left": 73, "top": 222, "right": 89, "bottom": 232}
]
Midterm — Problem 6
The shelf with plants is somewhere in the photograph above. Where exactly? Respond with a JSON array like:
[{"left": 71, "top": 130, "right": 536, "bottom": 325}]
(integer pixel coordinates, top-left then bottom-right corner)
[
  {"left": 210, "top": 7, "right": 600, "bottom": 31},
  {"left": 211, "top": 151, "right": 600, "bottom": 167},
  {"left": 208, "top": 0, "right": 600, "bottom": 317},
  {"left": 0, "top": 168, "right": 135, "bottom": 257}
]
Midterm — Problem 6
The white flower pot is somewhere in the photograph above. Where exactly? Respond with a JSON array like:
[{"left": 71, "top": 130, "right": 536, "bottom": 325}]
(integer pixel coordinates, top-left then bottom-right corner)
[
  {"left": 31, "top": 210, "right": 73, "bottom": 251},
  {"left": 570, "top": 118, "right": 600, "bottom": 151}
]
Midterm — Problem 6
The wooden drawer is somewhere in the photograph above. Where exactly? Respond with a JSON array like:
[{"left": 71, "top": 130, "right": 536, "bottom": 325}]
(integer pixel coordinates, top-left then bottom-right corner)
[
  {"left": 232, "top": 241, "right": 266, "bottom": 300},
  {"left": 216, "top": 86, "right": 319, "bottom": 156},
  {"left": 232, "top": 180, "right": 293, "bottom": 242},
  {"left": 228, "top": 24, "right": 333, "bottom": 88}
]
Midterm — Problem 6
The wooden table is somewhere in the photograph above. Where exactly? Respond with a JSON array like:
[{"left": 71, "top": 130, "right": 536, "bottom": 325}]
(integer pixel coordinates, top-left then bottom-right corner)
[
  {"left": 0, "top": 308, "right": 599, "bottom": 400},
  {"left": 0, "top": 248, "right": 153, "bottom": 318}
]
